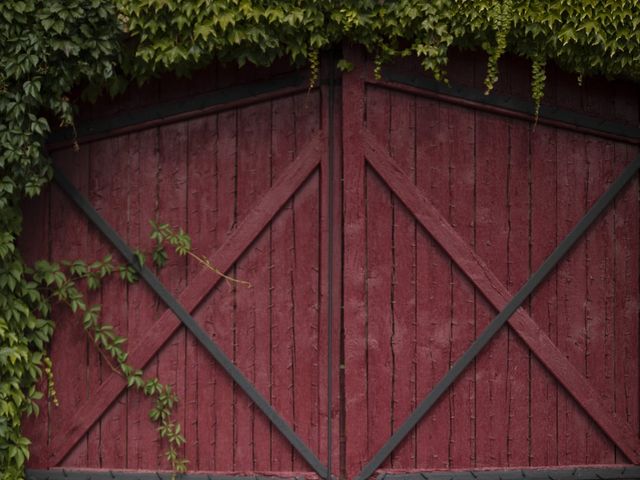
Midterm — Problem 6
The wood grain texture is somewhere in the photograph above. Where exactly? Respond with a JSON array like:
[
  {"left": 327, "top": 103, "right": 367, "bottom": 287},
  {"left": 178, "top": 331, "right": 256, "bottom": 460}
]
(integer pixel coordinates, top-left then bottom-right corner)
[
  {"left": 613, "top": 143, "right": 640, "bottom": 463},
  {"left": 444, "top": 105, "right": 476, "bottom": 470},
  {"left": 342, "top": 45, "right": 369, "bottom": 479},
  {"left": 211, "top": 108, "right": 237, "bottom": 471},
  {"left": 125, "top": 128, "right": 162, "bottom": 469},
  {"left": 91, "top": 134, "right": 129, "bottom": 468},
  {"left": 388, "top": 90, "right": 417, "bottom": 469},
  {"left": 529, "top": 125, "right": 559, "bottom": 467},
  {"left": 234, "top": 101, "right": 272, "bottom": 470},
  {"left": 414, "top": 98, "right": 454, "bottom": 470},
  {"left": 270, "top": 95, "right": 297, "bottom": 471},
  {"left": 365, "top": 85, "right": 393, "bottom": 469},
  {"left": 20, "top": 174, "right": 51, "bottom": 468},
  {"left": 474, "top": 111, "right": 510, "bottom": 468},
  {"left": 505, "top": 118, "right": 531, "bottom": 467},
  {"left": 584, "top": 137, "right": 616, "bottom": 464},
  {"left": 51, "top": 146, "right": 90, "bottom": 468},
  {"left": 291, "top": 91, "right": 322, "bottom": 470},
  {"left": 186, "top": 114, "right": 218, "bottom": 470},
  {"left": 156, "top": 121, "right": 189, "bottom": 471},
  {"left": 555, "top": 129, "right": 589, "bottom": 465}
]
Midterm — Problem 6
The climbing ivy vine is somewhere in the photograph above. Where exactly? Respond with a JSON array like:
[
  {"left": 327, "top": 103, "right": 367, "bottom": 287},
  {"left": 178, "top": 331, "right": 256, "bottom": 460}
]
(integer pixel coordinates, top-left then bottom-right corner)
[{"left": 1, "top": 1, "right": 639, "bottom": 479}]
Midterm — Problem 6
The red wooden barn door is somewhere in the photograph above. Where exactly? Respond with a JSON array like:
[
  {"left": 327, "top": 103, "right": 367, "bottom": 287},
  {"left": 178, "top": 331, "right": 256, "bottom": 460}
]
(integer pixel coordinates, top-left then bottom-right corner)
[
  {"left": 22, "top": 77, "right": 341, "bottom": 477},
  {"left": 342, "top": 49, "right": 640, "bottom": 479}
]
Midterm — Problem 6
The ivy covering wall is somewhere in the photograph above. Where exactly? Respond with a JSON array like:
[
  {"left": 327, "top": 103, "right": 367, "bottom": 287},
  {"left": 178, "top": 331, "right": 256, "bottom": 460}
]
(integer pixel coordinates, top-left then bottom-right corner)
[{"left": 1, "top": 1, "right": 639, "bottom": 479}]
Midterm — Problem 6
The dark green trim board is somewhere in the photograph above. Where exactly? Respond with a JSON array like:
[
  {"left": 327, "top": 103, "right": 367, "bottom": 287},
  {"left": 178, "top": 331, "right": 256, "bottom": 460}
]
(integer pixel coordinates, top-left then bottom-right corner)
[
  {"left": 380, "top": 69, "right": 640, "bottom": 142},
  {"left": 378, "top": 466, "right": 640, "bottom": 480},
  {"left": 26, "top": 471, "right": 307, "bottom": 480},
  {"left": 25, "top": 466, "right": 640, "bottom": 480},
  {"left": 47, "top": 71, "right": 307, "bottom": 146},
  {"left": 355, "top": 155, "right": 640, "bottom": 480},
  {"left": 47, "top": 67, "right": 638, "bottom": 151}
]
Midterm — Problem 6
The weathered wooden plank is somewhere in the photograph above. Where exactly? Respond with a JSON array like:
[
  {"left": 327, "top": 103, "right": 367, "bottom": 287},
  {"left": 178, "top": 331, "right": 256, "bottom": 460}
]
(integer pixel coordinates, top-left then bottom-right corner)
[
  {"left": 555, "top": 130, "right": 588, "bottom": 465},
  {"left": 235, "top": 101, "right": 272, "bottom": 470},
  {"left": 52, "top": 146, "right": 90, "bottom": 467},
  {"left": 364, "top": 129, "right": 640, "bottom": 464},
  {"left": 85, "top": 138, "right": 109, "bottom": 469},
  {"left": 292, "top": 91, "right": 322, "bottom": 471},
  {"left": 292, "top": 171, "right": 321, "bottom": 470},
  {"left": 584, "top": 137, "right": 616, "bottom": 463},
  {"left": 613, "top": 143, "right": 639, "bottom": 463},
  {"left": 475, "top": 111, "right": 510, "bottom": 467},
  {"left": 446, "top": 105, "right": 476, "bottom": 469},
  {"left": 186, "top": 114, "right": 219, "bottom": 470},
  {"left": 251, "top": 100, "right": 274, "bottom": 471},
  {"left": 125, "top": 128, "right": 162, "bottom": 469},
  {"left": 388, "top": 90, "right": 417, "bottom": 469},
  {"left": 20, "top": 171, "right": 51, "bottom": 469},
  {"left": 342, "top": 45, "right": 369, "bottom": 479},
  {"left": 91, "top": 134, "right": 129, "bottom": 468},
  {"left": 414, "top": 98, "right": 452, "bottom": 469},
  {"left": 157, "top": 121, "right": 189, "bottom": 471},
  {"left": 529, "top": 125, "right": 558, "bottom": 467},
  {"left": 366, "top": 85, "right": 393, "bottom": 468},
  {"left": 505, "top": 119, "right": 531, "bottom": 466},
  {"left": 270, "top": 95, "right": 296, "bottom": 471},
  {"left": 211, "top": 109, "right": 237, "bottom": 471}
]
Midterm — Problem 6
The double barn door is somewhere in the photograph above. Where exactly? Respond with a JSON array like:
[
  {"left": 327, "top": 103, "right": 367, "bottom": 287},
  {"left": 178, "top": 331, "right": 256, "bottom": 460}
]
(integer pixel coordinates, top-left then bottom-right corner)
[{"left": 24, "top": 48, "right": 639, "bottom": 479}]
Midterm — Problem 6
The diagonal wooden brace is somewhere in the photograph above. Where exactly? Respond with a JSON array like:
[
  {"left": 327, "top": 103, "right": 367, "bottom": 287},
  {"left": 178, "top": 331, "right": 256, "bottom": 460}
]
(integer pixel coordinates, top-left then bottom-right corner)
[{"left": 49, "top": 133, "right": 327, "bottom": 478}]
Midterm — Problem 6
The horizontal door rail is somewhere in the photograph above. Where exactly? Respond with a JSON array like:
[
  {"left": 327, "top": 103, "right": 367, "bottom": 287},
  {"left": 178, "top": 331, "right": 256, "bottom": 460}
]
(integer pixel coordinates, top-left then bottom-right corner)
[
  {"left": 26, "top": 470, "right": 310, "bottom": 480},
  {"left": 47, "top": 71, "right": 308, "bottom": 151},
  {"left": 378, "top": 70, "right": 640, "bottom": 145},
  {"left": 378, "top": 465, "right": 640, "bottom": 480}
]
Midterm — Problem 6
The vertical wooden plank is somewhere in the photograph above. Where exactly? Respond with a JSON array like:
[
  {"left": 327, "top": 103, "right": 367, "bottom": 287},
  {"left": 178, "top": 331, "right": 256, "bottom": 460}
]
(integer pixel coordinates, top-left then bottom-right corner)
[
  {"left": 388, "top": 90, "right": 416, "bottom": 469},
  {"left": 342, "top": 45, "right": 368, "bottom": 479},
  {"left": 125, "top": 127, "right": 162, "bottom": 469},
  {"left": 20, "top": 180, "right": 51, "bottom": 468},
  {"left": 584, "top": 137, "right": 617, "bottom": 463},
  {"left": 505, "top": 119, "right": 531, "bottom": 466},
  {"left": 212, "top": 109, "right": 237, "bottom": 471},
  {"left": 85, "top": 138, "right": 108, "bottom": 469},
  {"left": 156, "top": 121, "right": 188, "bottom": 470},
  {"left": 235, "top": 102, "right": 272, "bottom": 471},
  {"left": 52, "top": 146, "right": 89, "bottom": 468},
  {"left": 613, "top": 143, "right": 639, "bottom": 463},
  {"left": 186, "top": 114, "right": 218, "bottom": 470},
  {"left": 269, "top": 95, "right": 296, "bottom": 471},
  {"left": 555, "top": 130, "right": 588, "bottom": 465},
  {"left": 91, "top": 134, "right": 128, "bottom": 468},
  {"left": 292, "top": 91, "right": 321, "bottom": 471},
  {"left": 414, "top": 99, "right": 452, "bottom": 470},
  {"left": 365, "top": 86, "right": 393, "bottom": 468},
  {"left": 529, "top": 125, "right": 558, "bottom": 467},
  {"left": 291, "top": 171, "right": 321, "bottom": 470},
  {"left": 446, "top": 104, "right": 476, "bottom": 469},
  {"left": 474, "top": 112, "right": 510, "bottom": 467}
]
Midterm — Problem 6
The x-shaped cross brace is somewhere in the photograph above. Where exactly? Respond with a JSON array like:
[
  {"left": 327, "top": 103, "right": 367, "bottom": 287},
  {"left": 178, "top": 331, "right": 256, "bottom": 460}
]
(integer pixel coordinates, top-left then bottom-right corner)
[
  {"left": 49, "top": 133, "right": 328, "bottom": 477},
  {"left": 355, "top": 129, "right": 640, "bottom": 480}
]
